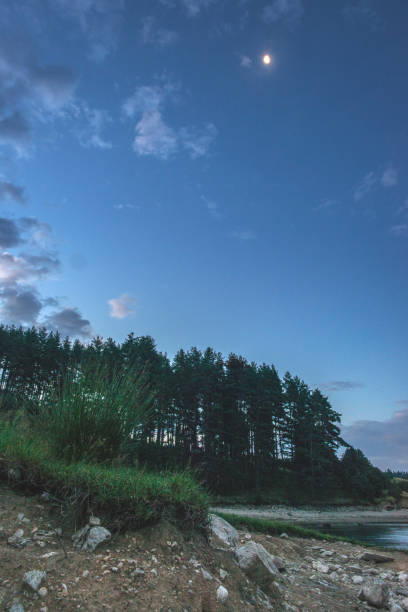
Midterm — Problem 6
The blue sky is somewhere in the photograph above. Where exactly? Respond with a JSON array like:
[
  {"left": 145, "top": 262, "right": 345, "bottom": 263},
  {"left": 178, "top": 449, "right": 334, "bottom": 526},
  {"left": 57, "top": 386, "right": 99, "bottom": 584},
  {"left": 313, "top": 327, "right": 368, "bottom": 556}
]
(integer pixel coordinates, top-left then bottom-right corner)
[{"left": 0, "top": 0, "right": 407, "bottom": 469}]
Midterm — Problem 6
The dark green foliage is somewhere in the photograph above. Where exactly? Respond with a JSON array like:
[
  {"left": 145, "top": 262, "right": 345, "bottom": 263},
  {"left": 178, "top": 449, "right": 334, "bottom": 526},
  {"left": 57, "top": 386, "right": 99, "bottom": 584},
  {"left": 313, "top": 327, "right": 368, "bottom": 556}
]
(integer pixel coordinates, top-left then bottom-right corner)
[
  {"left": 0, "top": 324, "right": 386, "bottom": 501},
  {"left": 340, "top": 447, "right": 390, "bottom": 500}
]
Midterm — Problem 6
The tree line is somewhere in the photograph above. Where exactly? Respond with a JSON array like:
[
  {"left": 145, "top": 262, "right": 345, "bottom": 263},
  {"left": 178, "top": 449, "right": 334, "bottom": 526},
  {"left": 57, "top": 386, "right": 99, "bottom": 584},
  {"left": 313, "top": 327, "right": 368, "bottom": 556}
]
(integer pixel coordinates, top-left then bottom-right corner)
[{"left": 0, "top": 324, "right": 389, "bottom": 499}]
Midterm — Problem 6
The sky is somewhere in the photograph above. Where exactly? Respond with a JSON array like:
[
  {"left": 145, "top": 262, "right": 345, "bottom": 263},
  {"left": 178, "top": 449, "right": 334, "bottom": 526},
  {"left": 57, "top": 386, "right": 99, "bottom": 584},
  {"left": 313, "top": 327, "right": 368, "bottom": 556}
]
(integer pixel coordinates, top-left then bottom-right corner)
[{"left": 0, "top": 0, "right": 407, "bottom": 470}]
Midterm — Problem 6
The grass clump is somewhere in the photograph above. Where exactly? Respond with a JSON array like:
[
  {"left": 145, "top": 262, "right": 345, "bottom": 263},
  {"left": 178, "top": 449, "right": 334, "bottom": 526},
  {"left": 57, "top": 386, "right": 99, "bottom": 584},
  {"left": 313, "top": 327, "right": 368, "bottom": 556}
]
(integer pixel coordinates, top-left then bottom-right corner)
[
  {"left": 214, "top": 512, "right": 361, "bottom": 545},
  {"left": 0, "top": 421, "right": 209, "bottom": 530},
  {"left": 35, "top": 363, "right": 152, "bottom": 463}
]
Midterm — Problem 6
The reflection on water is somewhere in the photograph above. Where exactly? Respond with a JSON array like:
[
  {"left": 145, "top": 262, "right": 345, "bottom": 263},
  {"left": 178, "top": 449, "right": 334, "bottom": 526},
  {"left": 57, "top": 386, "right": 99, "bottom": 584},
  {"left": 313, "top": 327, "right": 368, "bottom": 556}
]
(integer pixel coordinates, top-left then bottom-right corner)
[{"left": 312, "top": 523, "right": 408, "bottom": 550}]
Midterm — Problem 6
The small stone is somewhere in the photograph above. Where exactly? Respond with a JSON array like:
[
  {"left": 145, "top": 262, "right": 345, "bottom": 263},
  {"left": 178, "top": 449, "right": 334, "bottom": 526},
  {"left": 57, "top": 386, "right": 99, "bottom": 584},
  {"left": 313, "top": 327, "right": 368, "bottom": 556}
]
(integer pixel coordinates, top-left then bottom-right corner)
[
  {"left": 216, "top": 585, "right": 229, "bottom": 604},
  {"left": 280, "top": 533, "right": 289, "bottom": 538},
  {"left": 201, "top": 568, "right": 213, "bottom": 581},
  {"left": 82, "top": 570, "right": 90, "bottom": 578},
  {"left": 38, "top": 587, "right": 48, "bottom": 598},
  {"left": 23, "top": 570, "right": 46, "bottom": 592},
  {"left": 131, "top": 568, "right": 145, "bottom": 578},
  {"left": 312, "top": 560, "right": 329, "bottom": 574},
  {"left": 358, "top": 581, "right": 389, "bottom": 608},
  {"left": 352, "top": 575, "right": 364, "bottom": 585},
  {"left": 220, "top": 569, "right": 228, "bottom": 580},
  {"left": 401, "top": 598, "right": 408, "bottom": 612},
  {"left": 151, "top": 569, "right": 158, "bottom": 577},
  {"left": 89, "top": 516, "right": 101, "bottom": 526},
  {"left": 111, "top": 567, "right": 119, "bottom": 573}
]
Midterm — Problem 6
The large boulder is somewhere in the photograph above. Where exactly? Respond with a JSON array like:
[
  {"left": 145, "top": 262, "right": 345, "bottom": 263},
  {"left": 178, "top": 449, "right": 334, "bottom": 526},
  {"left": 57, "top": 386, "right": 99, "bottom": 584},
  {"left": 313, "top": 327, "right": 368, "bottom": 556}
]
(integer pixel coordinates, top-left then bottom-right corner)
[
  {"left": 208, "top": 514, "right": 238, "bottom": 551},
  {"left": 358, "top": 581, "right": 389, "bottom": 608},
  {"left": 236, "top": 541, "right": 279, "bottom": 592}
]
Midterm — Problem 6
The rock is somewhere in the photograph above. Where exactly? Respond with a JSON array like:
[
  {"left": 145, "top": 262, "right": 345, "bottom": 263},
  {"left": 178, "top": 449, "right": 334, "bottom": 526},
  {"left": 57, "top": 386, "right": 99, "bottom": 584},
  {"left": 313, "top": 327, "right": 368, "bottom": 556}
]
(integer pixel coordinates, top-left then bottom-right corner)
[
  {"left": 220, "top": 569, "right": 228, "bottom": 580},
  {"left": 208, "top": 514, "right": 239, "bottom": 551},
  {"left": 216, "top": 586, "right": 229, "bottom": 603},
  {"left": 38, "top": 587, "right": 48, "bottom": 598},
  {"left": 82, "top": 570, "right": 90, "bottom": 578},
  {"left": 73, "top": 525, "right": 111, "bottom": 552},
  {"left": 358, "top": 581, "right": 389, "bottom": 608},
  {"left": 8, "top": 529, "right": 30, "bottom": 548},
  {"left": 236, "top": 541, "right": 279, "bottom": 593},
  {"left": 401, "top": 599, "right": 408, "bottom": 612},
  {"left": 201, "top": 568, "right": 213, "bottom": 581},
  {"left": 399, "top": 573, "right": 408, "bottom": 583},
  {"left": 359, "top": 551, "right": 394, "bottom": 563},
  {"left": 23, "top": 570, "right": 46, "bottom": 592},
  {"left": 131, "top": 568, "right": 145, "bottom": 578},
  {"left": 272, "top": 556, "right": 286, "bottom": 572},
  {"left": 280, "top": 533, "right": 289, "bottom": 538},
  {"left": 352, "top": 576, "right": 364, "bottom": 585},
  {"left": 8, "top": 467, "right": 22, "bottom": 481},
  {"left": 312, "top": 561, "right": 329, "bottom": 574},
  {"left": 393, "top": 601, "right": 405, "bottom": 612},
  {"left": 89, "top": 516, "right": 101, "bottom": 526}
]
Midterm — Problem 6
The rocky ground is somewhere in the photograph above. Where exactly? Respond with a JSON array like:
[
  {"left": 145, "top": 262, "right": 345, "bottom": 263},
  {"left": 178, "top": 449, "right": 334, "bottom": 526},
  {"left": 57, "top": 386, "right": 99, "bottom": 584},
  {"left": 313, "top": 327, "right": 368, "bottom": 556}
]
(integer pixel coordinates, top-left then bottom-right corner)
[
  {"left": 2, "top": 485, "right": 408, "bottom": 611},
  {"left": 212, "top": 505, "right": 408, "bottom": 525}
]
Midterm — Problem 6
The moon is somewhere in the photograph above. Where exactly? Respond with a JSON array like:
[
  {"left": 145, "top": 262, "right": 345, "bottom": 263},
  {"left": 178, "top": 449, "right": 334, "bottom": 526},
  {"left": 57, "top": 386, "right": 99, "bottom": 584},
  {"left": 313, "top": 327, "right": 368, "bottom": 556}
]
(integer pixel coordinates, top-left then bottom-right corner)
[{"left": 262, "top": 54, "right": 272, "bottom": 65}]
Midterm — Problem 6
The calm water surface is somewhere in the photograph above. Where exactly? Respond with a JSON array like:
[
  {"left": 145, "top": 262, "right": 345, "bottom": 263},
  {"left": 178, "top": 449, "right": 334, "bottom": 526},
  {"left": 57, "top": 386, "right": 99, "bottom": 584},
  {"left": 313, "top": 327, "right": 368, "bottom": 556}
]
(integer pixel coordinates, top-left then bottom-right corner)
[{"left": 313, "top": 523, "right": 408, "bottom": 550}]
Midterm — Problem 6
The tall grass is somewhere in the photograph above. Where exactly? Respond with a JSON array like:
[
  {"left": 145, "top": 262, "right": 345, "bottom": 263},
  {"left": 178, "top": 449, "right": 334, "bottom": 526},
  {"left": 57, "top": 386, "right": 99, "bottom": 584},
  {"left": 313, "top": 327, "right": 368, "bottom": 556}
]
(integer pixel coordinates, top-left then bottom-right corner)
[{"left": 35, "top": 363, "right": 153, "bottom": 463}]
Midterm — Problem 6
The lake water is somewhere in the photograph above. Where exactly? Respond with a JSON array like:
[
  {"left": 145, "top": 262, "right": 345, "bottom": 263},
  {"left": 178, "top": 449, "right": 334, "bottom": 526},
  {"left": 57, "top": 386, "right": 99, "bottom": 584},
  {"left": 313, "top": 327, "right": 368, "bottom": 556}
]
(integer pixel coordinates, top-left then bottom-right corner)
[{"left": 313, "top": 523, "right": 408, "bottom": 550}]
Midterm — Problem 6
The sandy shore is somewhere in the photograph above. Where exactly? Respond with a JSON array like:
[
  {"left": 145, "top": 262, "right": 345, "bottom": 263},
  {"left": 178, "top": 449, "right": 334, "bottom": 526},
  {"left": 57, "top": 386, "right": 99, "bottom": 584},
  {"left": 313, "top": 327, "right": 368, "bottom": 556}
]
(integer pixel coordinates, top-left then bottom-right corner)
[{"left": 211, "top": 504, "right": 408, "bottom": 525}]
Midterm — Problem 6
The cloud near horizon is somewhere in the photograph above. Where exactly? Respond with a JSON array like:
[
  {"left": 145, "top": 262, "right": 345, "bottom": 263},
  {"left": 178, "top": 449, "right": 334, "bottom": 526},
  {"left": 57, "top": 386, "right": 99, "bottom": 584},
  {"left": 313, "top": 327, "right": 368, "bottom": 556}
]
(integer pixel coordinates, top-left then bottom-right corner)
[{"left": 342, "top": 408, "right": 408, "bottom": 470}]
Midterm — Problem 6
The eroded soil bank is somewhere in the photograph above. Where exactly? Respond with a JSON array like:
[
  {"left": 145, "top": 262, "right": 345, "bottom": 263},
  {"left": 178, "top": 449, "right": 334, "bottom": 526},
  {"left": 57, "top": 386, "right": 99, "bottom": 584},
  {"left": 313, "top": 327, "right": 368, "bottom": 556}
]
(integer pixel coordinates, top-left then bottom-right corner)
[{"left": 2, "top": 485, "right": 408, "bottom": 611}]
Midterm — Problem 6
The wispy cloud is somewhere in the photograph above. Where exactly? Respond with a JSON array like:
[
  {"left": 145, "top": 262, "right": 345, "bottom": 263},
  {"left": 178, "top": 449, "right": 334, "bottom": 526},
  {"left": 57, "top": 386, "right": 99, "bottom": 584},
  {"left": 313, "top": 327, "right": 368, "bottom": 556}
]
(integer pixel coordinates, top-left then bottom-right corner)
[
  {"left": 108, "top": 293, "right": 136, "bottom": 319},
  {"left": 123, "top": 82, "right": 217, "bottom": 160},
  {"left": 0, "top": 181, "right": 26, "bottom": 204},
  {"left": 240, "top": 55, "right": 253, "bottom": 68},
  {"left": 160, "top": 0, "right": 216, "bottom": 18},
  {"left": 262, "top": 0, "right": 304, "bottom": 26},
  {"left": 320, "top": 380, "right": 365, "bottom": 392},
  {"left": 113, "top": 204, "right": 138, "bottom": 211},
  {"left": 53, "top": 0, "right": 125, "bottom": 62},
  {"left": 353, "top": 171, "right": 377, "bottom": 201},
  {"left": 314, "top": 198, "right": 337, "bottom": 212},
  {"left": 77, "top": 107, "right": 112, "bottom": 150},
  {"left": 342, "top": 409, "right": 408, "bottom": 470},
  {"left": 343, "top": 0, "right": 383, "bottom": 32},
  {"left": 201, "top": 195, "right": 221, "bottom": 220},
  {"left": 389, "top": 224, "right": 408, "bottom": 237},
  {"left": 140, "top": 16, "right": 178, "bottom": 47},
  {"left": 232, "top": 230, "right": 256, "bottom": 241},
  {"left": 381, "top": 163, "right": 398, "bottom": 187}
]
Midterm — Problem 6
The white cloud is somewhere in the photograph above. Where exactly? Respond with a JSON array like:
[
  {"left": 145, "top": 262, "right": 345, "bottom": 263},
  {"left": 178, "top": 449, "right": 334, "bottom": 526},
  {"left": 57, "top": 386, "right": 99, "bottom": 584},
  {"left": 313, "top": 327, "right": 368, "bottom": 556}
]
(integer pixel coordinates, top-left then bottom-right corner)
[
  {"left": 140, "top": 17, "right": 178, "bottom": 47},
  {"left": 381, "top": 163, "right": 398, "bottom": 187},
  {"left": 262, "top": 0, "right": 304, "bottom": 25},
  {"left": 123, "top": 82, "right": 217, "bottom": 160},
  {"left": 314, "top": 198, "right": 337, "bottom": 211},
  {"left": 133, "top": 111, "right": 178, "bottom": 159},
  {"left": 343, "top": 0, "right": 382, "bottom": 32},
  {"left": 108, "top": 293, "right": 136, "bottom": 319}
]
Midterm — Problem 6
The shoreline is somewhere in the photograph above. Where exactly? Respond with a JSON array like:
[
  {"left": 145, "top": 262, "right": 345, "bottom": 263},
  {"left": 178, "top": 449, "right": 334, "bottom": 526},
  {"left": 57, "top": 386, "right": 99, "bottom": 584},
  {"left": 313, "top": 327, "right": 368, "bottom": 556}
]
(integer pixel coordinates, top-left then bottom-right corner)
[{"left": 211, "top": 504, "right": 408, "bottom": 525}]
